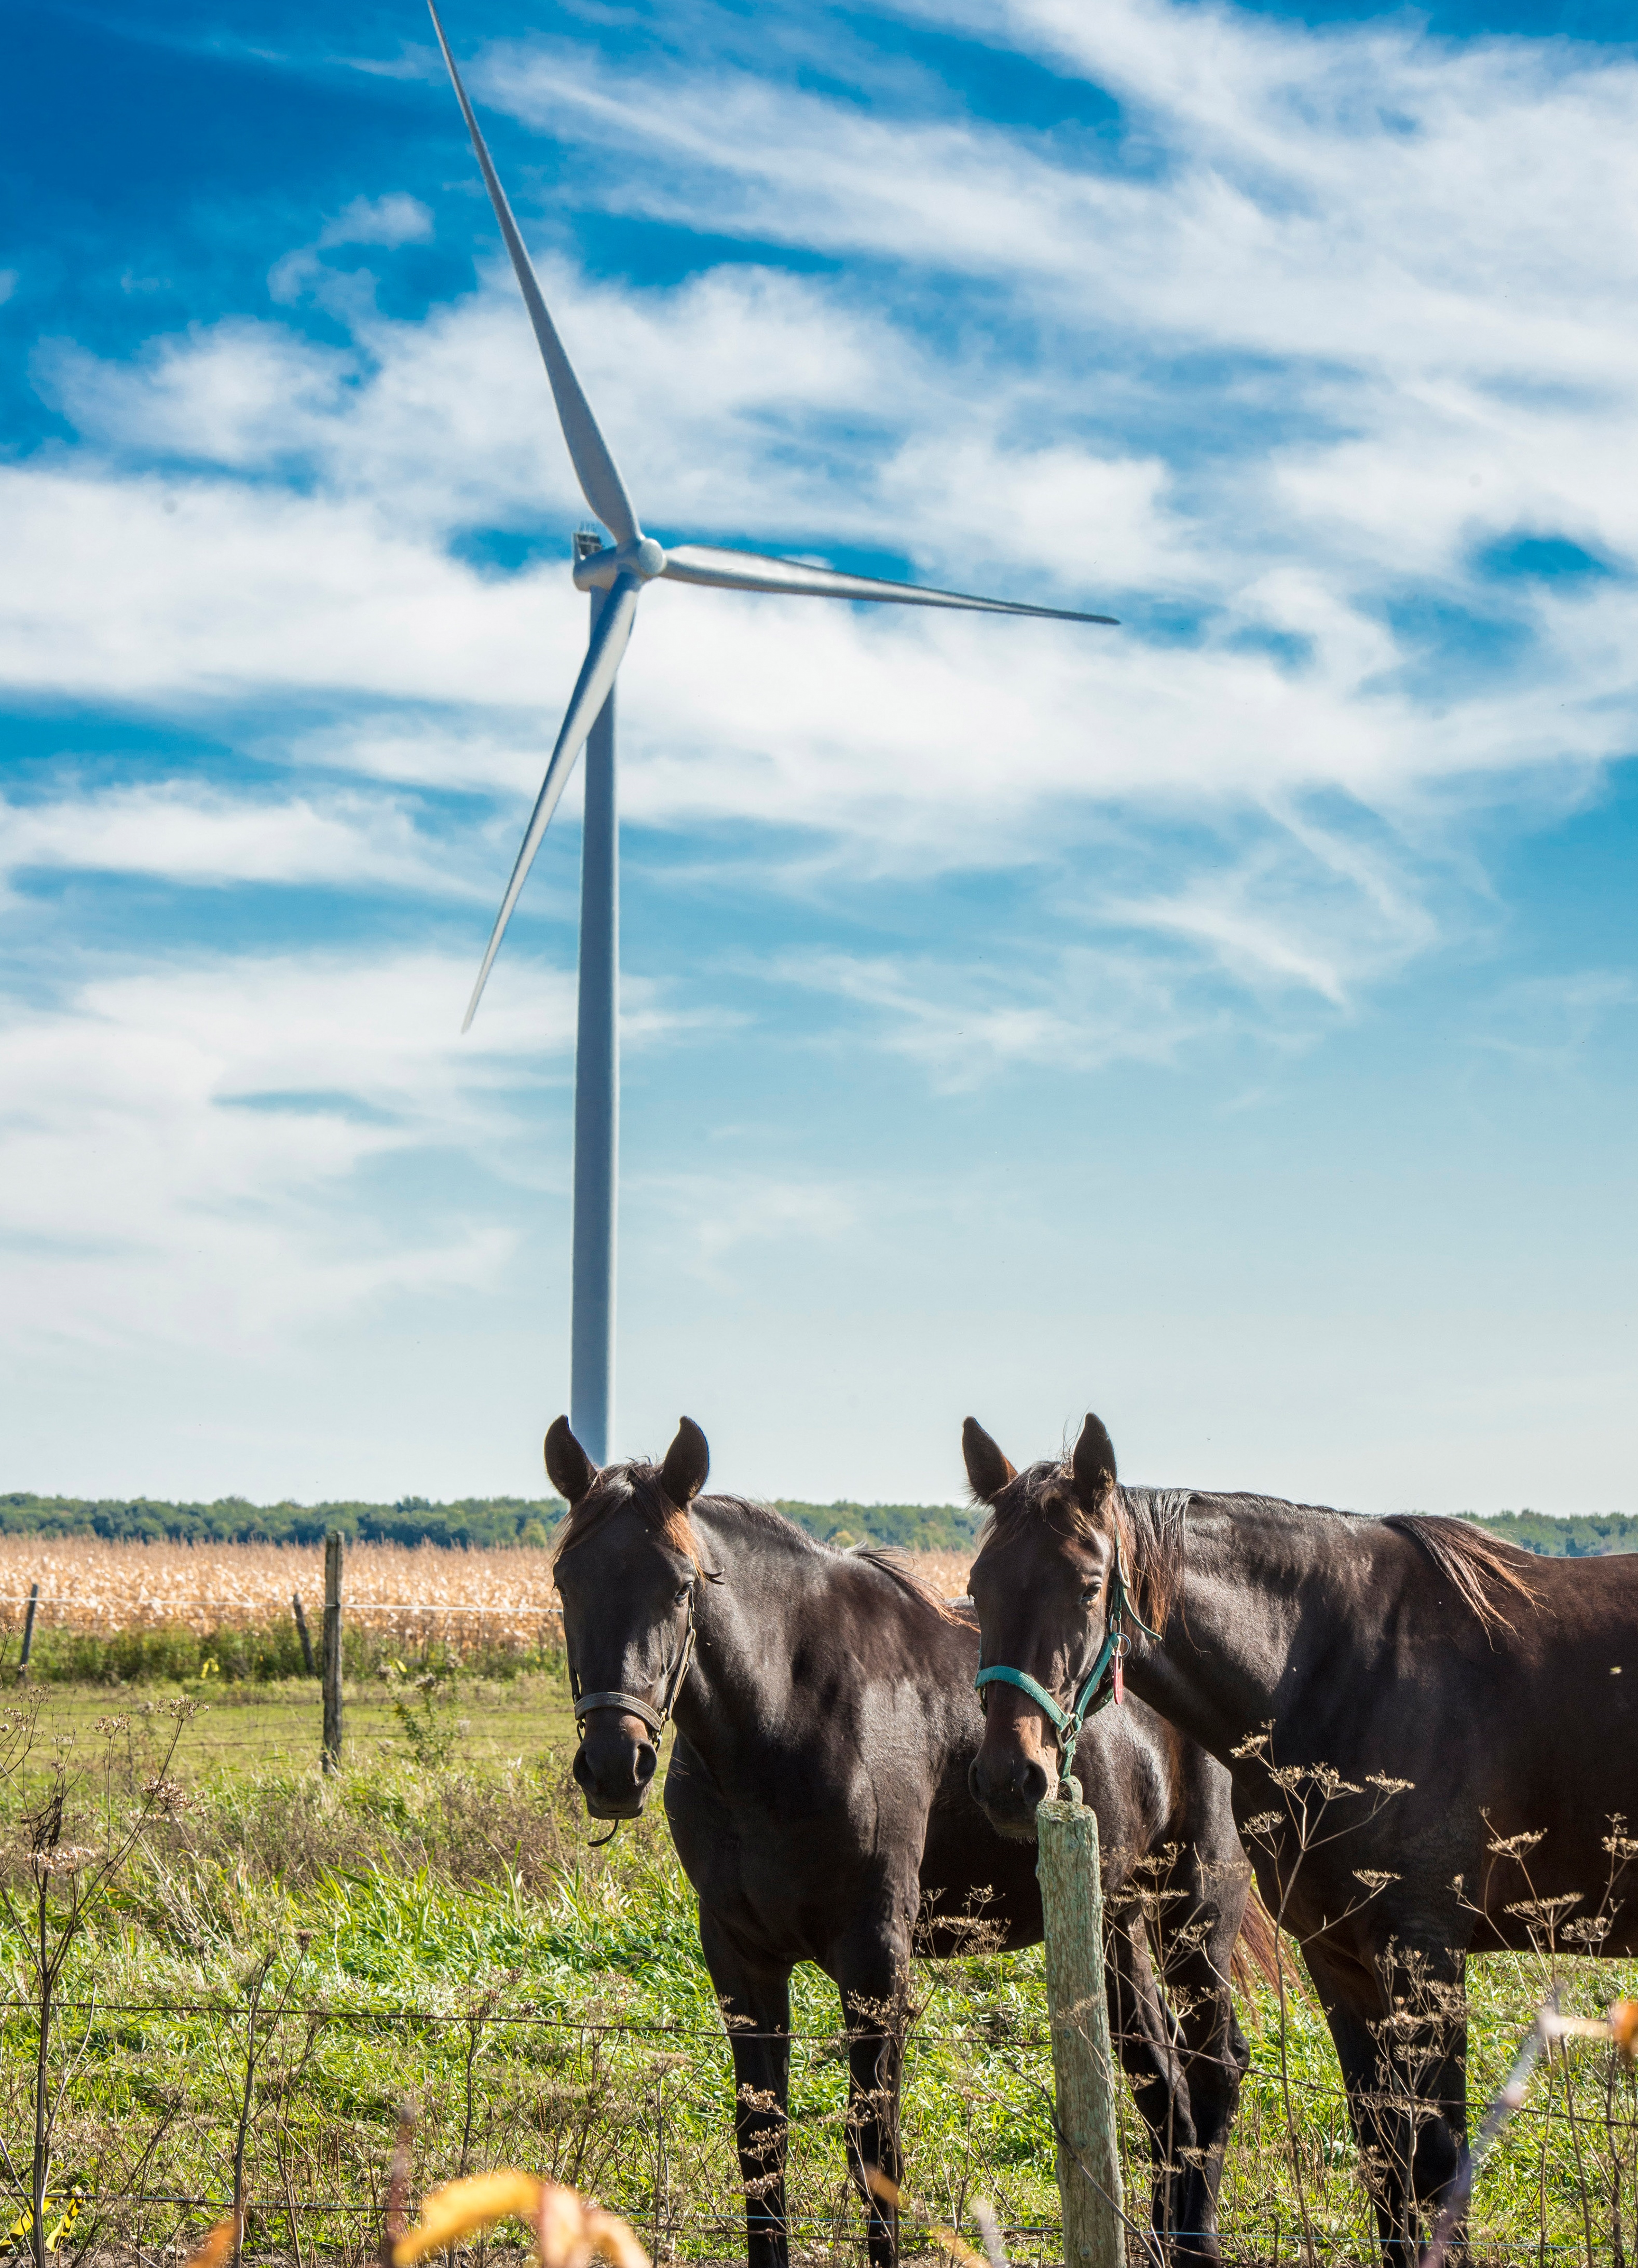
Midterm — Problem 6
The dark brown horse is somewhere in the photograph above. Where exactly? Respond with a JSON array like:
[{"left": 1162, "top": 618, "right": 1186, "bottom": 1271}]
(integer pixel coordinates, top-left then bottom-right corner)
[
  {"left": 963, "top": 1410, "right": 1638, "bottom": 2267},
  {"left": 547, "top": 1414, "right": 1266, "bottom": 2268}
]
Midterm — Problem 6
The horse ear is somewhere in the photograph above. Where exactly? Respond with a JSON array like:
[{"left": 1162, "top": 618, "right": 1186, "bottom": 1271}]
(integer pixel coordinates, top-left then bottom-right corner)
[
  {"left": 545, "top": 1415, "right": 597, "bottom": 1508},
  {"left": 660, "top": 1416, "right": 709, "bottom": 1508},
  {"left": 962, "top": 1416, "right": 1017, "bottom": 1504},
  {"left": 1071, "top": 1412, "right": 1118, "bottom": 1503}
]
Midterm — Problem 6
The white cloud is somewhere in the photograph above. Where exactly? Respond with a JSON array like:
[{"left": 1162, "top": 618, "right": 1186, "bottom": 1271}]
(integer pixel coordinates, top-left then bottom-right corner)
[
  {"left": 653, "top": 1170, "right": 861, "bottom": 1283},
  {"left": 471, "top": 1, "right": 1638, "bottom": 585},
  {"left": 0, "top": 949, "right": 572, "bottom": 1356},
  {"left": 1473, "top": 968, "right": 1638, "bottom": 1068},
  {"left": 10, "top": 0, "right": 1638, "bottom": 1508},
  {"left": 7, "top": 0, "right": 1638, "bottom": 1070},
  {"left": 13, "top": 0, "right": 1638, "bottom": 893},
  {"left": 0, "top": 782, "right": 473, "bottom": 895},
  {"left": 319, "top": 193, "right": 433, "bottom": 249},
  {"left": 40, "top": 322, "right": 358, "bottom": 472},
  {"left": 775, "top": 941, "right": 1208, "bottom": 1086},
  {"left": 0, "top": 463, "right": 575, "bottom": 707}
]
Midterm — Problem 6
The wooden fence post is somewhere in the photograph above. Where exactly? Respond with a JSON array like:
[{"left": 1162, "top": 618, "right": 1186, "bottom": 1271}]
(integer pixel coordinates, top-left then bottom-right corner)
[
  {"left": 321, "top": 1534, "right": 343, "bottom": 1774},
  {"left": 1036, "top": 1782, "right": 1124, "bottom": 2268},
  {"left": 17, "top": 1582, "right": 39, "bottom": 1684},
  {"left": 292, "top": 1592, "right": 316, "bottom": 1677}
]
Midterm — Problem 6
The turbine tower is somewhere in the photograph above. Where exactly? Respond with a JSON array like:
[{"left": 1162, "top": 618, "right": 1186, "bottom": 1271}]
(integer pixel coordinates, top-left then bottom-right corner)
[{"left": 430, "top": 1, "right": 1118, "bottom": 1462}]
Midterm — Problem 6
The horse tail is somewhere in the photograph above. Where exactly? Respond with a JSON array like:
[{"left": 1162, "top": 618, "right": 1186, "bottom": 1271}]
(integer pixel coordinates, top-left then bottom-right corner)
[{"left": 1229, "top": 1884, "right": 1281, "bottom": 1999}]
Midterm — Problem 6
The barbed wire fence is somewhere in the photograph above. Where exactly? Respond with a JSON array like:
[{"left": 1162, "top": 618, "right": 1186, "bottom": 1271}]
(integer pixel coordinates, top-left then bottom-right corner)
[
  {"left": 2, "top": 1978, "right": 1632, "bottom": 2267},
  {"left": 0, "top": 1564, "right": 1633, "bottom": 2263},
  {"left": 3, "top": 1532, "right": 569, "bottom": 1782}
]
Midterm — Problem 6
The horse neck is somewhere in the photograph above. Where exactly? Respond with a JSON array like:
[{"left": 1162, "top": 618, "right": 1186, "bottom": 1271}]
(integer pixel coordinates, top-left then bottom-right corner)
[
  {"left": 674, "top": 1499, "right": 825, "bottom": 1758},
  {"left": 1130, "top": 1493, "right": 1370, "bottom": 1763}
]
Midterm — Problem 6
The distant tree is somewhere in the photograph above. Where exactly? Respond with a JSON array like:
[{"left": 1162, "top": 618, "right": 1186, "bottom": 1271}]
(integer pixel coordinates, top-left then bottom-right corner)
[
  {"left": 0, "top": 1492, "right": 567, "bottom": 1550},
  {"left": 1469, "top": 1508, "right": 1638, "bottom": 1556},
  {"left": 2, "top": 1489, "right": 1624, "bottom": 1558}
]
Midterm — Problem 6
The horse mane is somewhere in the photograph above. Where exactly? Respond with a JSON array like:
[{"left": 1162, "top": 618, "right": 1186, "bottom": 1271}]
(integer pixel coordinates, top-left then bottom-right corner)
[
  {"left": 555, "top": 1467, "right": 956, "bottom": 1616},
  {"left": 1383, "top": 1513, "right": 1542, "bottom": 1633},
  {"left": 850, "top": 1543, "right": 962, "bottom": 1622},
  {"left": 551, "top": 1459, "right": 715, "bottom": 1569},
  {"left": 985, "top": 1470, "right": 1542, "bottom": 1637},
  {"left": 978, "top": 1465, "right": 1190, "bottom": 1631},
  {"left": 1113, "top": 1487, "right": 1196, "bottom": 1629}
]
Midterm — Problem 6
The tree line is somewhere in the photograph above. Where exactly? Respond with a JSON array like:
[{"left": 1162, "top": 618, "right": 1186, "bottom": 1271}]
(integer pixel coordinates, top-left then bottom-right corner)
[
  {"left": 0, "top": 1490, "right": 1627, "bottom": 1556},
  {"left": 0, "top": 1490, "right": 985, "bottom": 1553}
]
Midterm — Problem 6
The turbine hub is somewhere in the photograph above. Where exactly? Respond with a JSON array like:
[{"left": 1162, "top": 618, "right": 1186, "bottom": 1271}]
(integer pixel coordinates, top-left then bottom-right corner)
[{"left": 572, "top": 536, "right": 668, "bottom": 591}]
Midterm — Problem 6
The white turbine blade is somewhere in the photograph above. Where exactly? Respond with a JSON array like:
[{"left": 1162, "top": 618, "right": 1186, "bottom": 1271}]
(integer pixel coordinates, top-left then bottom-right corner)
[
  {"left": 427, "top": 0, "right": 640, "bottom": 550},
  {"left": 462, "top": 574, "right": 641, "bottom": 1033},
  {"left": 660, "top": 543, "right": 1116, "bottom": 624}
]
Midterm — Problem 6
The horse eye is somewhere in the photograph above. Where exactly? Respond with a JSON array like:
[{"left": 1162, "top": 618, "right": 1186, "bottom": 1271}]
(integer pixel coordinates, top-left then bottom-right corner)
[
  {"left": 1080, "top": 1577, "right": 1103, "bottom": 1605},
  {"left": 675, "top": 1584, "right": 691, "bottom": 1604}
]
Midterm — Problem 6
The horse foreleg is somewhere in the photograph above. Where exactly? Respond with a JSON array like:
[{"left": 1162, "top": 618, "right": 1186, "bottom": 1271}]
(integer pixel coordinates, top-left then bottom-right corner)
[
  {"left": 1105, "top": 1911, "right": 1200, "bottom": 2262},
  {"left": 832, "top": 1928, "right": 911, "bottom": 2268},
  {"left": 700, "top": 1911, "right": 794, "bottom": 2268}
]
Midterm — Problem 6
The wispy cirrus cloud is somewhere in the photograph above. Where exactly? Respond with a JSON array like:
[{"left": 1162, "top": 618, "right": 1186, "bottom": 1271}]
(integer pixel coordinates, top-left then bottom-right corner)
[
  {"left": 0, "top": 782, "right": 476, "bottom": 896},
  {"left": 0, "top": 948, "right": 571, "bottom": 1353}
]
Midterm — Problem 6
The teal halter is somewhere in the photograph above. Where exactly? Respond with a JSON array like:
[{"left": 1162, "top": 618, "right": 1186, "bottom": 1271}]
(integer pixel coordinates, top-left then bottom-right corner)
[{"left": 974, "top": 1553, "right": 1161, "bottom": 1790}]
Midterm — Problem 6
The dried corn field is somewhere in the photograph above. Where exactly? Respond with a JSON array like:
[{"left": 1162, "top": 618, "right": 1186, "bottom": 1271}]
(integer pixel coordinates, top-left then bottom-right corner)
[
  {"left": 905, "top": 1547, "right": 974, "bottom": 1600},
  {"left": 0, "top": 1534, "right": 566, "bottom": 1657},
  {"left": 0, "top": 1536, "right": 969, "bottom": 1659}
]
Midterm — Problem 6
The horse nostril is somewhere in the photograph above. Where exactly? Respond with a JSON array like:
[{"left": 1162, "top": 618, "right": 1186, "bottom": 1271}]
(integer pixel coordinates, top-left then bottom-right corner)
[
  {"left": 572, "top": 1746, "right": 593, "bottom": 1789},
  {"left": 1019, "top": 1757, "right": 1050, "bottom": 1809},
  {"left": 634, "top": 1743, "right": 658, "bottom": 1787}
]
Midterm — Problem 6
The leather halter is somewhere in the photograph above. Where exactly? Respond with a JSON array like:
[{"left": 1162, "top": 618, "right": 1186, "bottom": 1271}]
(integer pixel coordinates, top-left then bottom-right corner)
[
  {"left": 570, "top": 1583, "right": 698, "bottom": 1743},
  {"left": 974, "top": 1552, "right": 1159, "bottom": 1791}
]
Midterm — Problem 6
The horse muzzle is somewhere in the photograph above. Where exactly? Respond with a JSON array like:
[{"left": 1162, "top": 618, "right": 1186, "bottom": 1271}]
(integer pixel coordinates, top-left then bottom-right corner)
[
  {"left": 574, "top": 1714, "right": 660, "bottom": 1819},
  {"left": 968, "top": 1742, "right": 1053, "bottom": 1840}
]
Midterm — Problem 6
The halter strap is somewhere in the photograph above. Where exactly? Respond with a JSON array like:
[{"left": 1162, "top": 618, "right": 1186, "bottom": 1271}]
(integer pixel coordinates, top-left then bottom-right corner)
[
  {"left": 572, "top": 1689, "right": 664, "bottom": 1734},
  {"left": 571, "top": 1589, "right": 698, "bottom": 1742},
  {"left": 974, "top": 1553, "right": 1159, "bottom": 1790}
]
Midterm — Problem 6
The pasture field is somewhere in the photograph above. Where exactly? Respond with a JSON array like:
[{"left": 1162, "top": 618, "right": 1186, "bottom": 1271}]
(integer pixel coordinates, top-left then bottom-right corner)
[{"left": 0, "top": 1542, "right": 1631, "bottom": 2265}]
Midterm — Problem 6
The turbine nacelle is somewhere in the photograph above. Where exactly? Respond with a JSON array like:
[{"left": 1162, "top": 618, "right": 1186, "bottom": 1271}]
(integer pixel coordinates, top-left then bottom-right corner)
[{"left": 573, "top": 537, "right": 667, "bottom": 590}]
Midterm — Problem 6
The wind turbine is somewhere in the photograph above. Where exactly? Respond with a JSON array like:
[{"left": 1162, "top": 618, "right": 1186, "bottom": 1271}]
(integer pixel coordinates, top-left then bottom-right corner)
[{"left": 429, "top": 0, "right": 1118, "bottom": 1463}]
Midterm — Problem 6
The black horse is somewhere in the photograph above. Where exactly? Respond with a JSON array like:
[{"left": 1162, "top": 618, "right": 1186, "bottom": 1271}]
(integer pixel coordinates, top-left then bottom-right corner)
[
  {"left": 964, "top": 1409, "right": 1638, "bottom": 2267},
  {"left": 547, "top": 1413, "right": 1266, "bottom": 2268}
]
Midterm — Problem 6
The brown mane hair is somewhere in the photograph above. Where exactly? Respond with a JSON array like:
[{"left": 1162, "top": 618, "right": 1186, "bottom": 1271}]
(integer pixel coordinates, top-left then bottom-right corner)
[
  {"left": 552, "top": 1460, "right": 705, "bottom": 1570},
  {"left": 1383, "top": 1513, "right": 1541, "bottom": 1633},
  {"left": 850, "top": 1543, "right": 962, "bottom": 1622},
  {"left": 555, "top": 1467, "right": 957, "bottom": 1618},
  {"left": 978, "top": 1463, "right": 1178, "bottom": 1631},
  {"left": 984, "top": 1474, "right": 1542, "bottom": 1638}
]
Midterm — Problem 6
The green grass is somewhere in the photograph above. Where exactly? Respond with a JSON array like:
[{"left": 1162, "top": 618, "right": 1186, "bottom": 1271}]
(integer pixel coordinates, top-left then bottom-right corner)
[
  {"left": 12, "top": 1619, "right": 567, "bottom": 1690},
  {"left": 0, "top": 1679, "right": 1633, "bottom": 2266},
  {"left": 16, "top": 1665, "right": 579, "bottom": 1775}
]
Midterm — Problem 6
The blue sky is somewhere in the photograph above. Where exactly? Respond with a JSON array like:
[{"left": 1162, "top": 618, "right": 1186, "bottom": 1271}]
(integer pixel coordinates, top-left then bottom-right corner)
[{"left": 2, "top": 0, "right": 1635, "bottom": 1511}]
